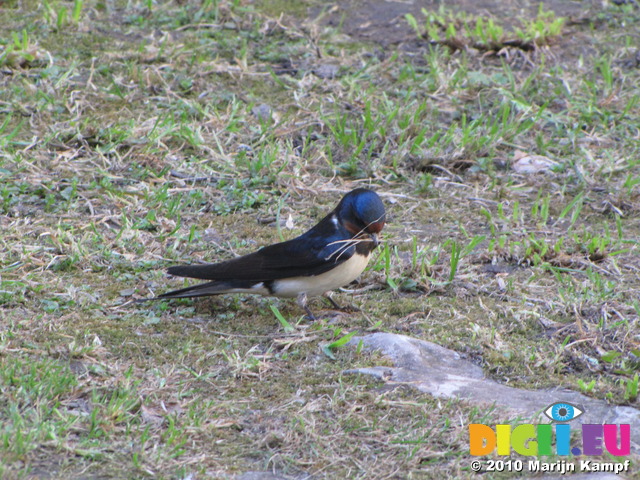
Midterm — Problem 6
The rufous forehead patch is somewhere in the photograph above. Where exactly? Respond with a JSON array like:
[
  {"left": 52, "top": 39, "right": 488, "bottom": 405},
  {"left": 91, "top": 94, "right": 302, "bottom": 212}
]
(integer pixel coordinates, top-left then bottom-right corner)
[
  {"left": 344, "top": 220, "right": 385, "bottom": 235},
  {"left": 366, "top": 221, "right": 385, "bottom": 234}
]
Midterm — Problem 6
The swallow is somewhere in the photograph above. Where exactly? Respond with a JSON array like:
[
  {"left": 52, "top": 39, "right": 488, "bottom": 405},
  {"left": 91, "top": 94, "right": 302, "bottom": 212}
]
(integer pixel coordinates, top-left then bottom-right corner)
[{"left": 152, "top": 188, "right": 386, "bottom": 319}]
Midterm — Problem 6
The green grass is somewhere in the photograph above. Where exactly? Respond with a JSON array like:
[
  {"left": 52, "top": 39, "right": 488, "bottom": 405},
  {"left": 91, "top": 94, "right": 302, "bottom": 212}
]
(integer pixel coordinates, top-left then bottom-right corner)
[{"left": 1, "top": 0, "right": 640, "bottom": 478}]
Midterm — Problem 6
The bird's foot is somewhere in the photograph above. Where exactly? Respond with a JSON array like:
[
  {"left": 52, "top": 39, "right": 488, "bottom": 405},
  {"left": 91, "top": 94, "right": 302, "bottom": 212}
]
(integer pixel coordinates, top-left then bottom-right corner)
[
  {"left": 297, "top": 294, "right": 360, "bottom": 321},
  {"left": 296, "top": 293, "right": 318, "bottom": 321},
  {"left": 324, "top": 294, "right": 360, "bottom": 313}
]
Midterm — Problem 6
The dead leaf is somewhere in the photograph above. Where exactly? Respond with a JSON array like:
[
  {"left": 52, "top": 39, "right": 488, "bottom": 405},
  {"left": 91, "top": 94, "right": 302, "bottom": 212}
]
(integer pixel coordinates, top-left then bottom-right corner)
[
  {"left": 512, "top": 150, "right": 558, "bottom": 174},
  {"left": 285, "top": 214, "right": 294, "bottom": 229}
]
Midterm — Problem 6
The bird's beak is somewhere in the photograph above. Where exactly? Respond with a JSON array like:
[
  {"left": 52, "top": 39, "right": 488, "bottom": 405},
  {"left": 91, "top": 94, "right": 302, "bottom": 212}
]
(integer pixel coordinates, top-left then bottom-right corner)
[{"left": 370, "top": 233, "right": 379, "bottom": 247}]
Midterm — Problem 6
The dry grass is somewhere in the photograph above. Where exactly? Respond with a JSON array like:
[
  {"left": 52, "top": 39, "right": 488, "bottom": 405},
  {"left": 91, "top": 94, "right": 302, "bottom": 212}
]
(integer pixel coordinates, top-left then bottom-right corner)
[{"left": 1, "top": 0, "right": 639, "bottom": 478}]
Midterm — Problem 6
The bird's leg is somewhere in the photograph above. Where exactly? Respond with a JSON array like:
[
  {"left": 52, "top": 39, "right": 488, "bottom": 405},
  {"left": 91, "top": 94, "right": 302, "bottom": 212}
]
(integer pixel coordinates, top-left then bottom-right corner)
[
  {"left": 296, "top": 293, "right": 317, "bottom": 321},
  {"left": 323, "top": 293, "right": 360, "bottom": 313},
  {"left": 324, "top": 294, "right": 342, "bottom": 310}
]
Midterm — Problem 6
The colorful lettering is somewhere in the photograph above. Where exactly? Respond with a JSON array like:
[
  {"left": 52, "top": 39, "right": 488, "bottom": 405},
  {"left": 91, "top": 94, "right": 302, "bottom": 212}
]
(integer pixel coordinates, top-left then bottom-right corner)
[
  {"left": 496, "top": 425, "right": 511, "bottom": 455},
  {"left": 512, "top": 424, "right": 536, "bottom": 455},
  {"left": 603, "top": 424, "right": 630, "bottom": 456},
  {"left": 469, "top": 424, "right": 496, "bottom": 456},
  {"left": 469, "top": 423, "right": 631, "bottom": 457},
  {"left": 582, "top": 424, "right": 603, "bottom": 455},
  {"left": 555, "top": 424, "right": 571, "bottom": 456},
  {"left": 537, "top": 424, "right": 552, "bottom": 455}
]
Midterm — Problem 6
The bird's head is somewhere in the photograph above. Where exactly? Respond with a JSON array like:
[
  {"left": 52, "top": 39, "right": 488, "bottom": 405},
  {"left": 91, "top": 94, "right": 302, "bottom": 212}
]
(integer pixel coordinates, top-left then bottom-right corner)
[{"left": 336, "top": 188, "right": 386, "bottom": 246}]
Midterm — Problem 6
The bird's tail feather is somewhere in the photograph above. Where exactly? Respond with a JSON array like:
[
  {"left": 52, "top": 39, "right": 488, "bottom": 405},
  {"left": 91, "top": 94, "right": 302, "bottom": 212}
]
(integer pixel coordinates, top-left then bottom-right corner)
[
  {"left": 157, "top": 281, "right": 231, "bottom": 299},
  {"left": 167, "top": 264, "right": 228, "bottom": 280}
]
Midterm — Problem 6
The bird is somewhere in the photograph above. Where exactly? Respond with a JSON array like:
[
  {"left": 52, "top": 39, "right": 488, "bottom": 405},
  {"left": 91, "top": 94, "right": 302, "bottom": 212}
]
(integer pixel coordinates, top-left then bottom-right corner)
[{"left": 151, "top": 188, "right": 386, "bottom": 319}]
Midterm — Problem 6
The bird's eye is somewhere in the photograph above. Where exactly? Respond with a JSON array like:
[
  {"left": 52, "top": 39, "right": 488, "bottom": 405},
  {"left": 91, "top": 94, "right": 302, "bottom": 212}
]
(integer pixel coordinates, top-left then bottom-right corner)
[{"left": 543, "top": 402, "right": 584, "bottom": 422}]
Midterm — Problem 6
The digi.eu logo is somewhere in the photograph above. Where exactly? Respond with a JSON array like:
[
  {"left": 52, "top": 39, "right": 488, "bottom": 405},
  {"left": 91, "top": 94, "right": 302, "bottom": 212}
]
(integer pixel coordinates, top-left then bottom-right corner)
[{"left": 470, "top": 402, "right": 631, "bottom": 456}]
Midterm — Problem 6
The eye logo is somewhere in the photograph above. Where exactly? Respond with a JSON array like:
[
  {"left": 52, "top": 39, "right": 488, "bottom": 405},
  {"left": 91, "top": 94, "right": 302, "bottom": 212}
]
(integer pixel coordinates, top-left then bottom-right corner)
[{"left": 544, "top": 402, "right": 584, "bottom": 422}]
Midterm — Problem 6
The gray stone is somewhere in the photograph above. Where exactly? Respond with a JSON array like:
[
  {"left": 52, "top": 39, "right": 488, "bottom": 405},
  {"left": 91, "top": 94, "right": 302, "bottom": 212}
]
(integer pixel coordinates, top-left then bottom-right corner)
[
  {"left": 235, "top": 472, "right": 310, "bottom": 480},
  {"left": 346, "top": 333, "right": 640, "bottom": 453},
  {"left": 235, "top": 473, "right": 285, "bottom": 480},
  {"left": 252, "top": 104, "right": 272, "bottom": 122},
  {"left": 312, "top": 64, "right": 339, "bottom": 79},
  {"left": 530, "top": 475, "right": 623, "bottom": 480}
]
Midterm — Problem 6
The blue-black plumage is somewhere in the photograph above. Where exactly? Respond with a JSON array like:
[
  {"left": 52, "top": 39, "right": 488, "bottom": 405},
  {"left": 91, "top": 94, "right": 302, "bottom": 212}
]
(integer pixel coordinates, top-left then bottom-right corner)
[{"left": 154, "top": 188, "right": 386, "bottom": 319}]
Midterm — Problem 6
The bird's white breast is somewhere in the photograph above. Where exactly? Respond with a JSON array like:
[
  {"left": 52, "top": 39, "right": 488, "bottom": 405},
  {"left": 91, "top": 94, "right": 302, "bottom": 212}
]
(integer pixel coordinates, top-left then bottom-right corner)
[{"left": 272, "top": 252, "right": 371, "bottom": 298}]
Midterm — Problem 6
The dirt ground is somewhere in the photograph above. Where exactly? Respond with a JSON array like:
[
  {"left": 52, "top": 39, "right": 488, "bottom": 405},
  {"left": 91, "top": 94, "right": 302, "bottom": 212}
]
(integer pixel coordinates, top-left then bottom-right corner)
[
  {"left": 1, "top": 0, "right": 639, "bottom": 478},
  {"left": 321, "top": 0, "right": 595, "bottom": 46}
]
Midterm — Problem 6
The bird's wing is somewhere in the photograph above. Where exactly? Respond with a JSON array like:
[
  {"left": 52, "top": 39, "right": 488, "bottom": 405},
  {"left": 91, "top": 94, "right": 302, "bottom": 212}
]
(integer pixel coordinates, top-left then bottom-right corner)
[{"left": 167, "top": 233, "right": 357, "bottom": 282}]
